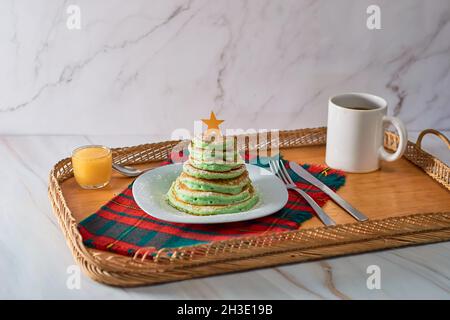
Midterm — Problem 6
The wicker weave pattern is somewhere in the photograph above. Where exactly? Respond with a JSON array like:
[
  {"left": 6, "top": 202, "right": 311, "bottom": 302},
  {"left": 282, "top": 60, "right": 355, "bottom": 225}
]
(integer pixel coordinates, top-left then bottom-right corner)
[{"left": 48, "top": 127, "right": 450, "bottom": 286}]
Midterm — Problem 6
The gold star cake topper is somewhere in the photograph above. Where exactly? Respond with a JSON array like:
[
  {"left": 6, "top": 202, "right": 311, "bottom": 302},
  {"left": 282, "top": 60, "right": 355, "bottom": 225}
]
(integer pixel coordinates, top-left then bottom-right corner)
[
  {"left": 202, "top": 111, "right": 224, "bottom": 132},
  {"left": 201, "top": 111, "right": 224, "bottom": 140}
]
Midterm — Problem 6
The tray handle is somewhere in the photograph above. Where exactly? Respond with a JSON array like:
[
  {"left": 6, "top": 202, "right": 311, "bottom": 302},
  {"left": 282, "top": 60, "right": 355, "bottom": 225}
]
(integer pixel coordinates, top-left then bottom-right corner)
[{"left": 416, "top": 129, "right": 450, "bottom": 151}]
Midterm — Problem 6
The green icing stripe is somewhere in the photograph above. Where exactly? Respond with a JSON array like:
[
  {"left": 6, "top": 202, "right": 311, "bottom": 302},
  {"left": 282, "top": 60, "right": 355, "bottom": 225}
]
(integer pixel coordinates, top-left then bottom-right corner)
[
  {"left": 183, "top": 162, "right": 245, "bottom": 180},
  {"left": 167, "top": 184, "right": 259, "bottom": 215},
  {"left": 179, "top": 176, "right": 247, "bottom": 195},
  {"left": 188, "top": 144, "right": 238, "bottom": 162},
  {"left": 173, "top": 181, "right": 251, "bottom": 205},
  {"left": 192, "top": 136, "right": 236, "bottom": 151},
  {"left": 189, "top": 157, "right": 242, "bottom": 172}
]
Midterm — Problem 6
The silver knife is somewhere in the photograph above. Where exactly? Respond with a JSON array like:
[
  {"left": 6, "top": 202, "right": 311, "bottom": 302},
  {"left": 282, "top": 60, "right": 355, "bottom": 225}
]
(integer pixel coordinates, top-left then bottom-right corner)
[{"left": 289, "top": 161, "right": 368, "bottom": 222}]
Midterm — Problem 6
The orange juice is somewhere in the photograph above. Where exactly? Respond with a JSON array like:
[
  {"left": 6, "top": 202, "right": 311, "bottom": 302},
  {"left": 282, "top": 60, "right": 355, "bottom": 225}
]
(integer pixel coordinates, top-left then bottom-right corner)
[{"left": 72, "top": 145, "right": 112, "bottom": 189}]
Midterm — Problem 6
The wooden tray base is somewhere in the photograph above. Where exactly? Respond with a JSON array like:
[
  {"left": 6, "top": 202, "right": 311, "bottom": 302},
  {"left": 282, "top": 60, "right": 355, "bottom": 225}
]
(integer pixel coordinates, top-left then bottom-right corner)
[{"left": 48, "top": 128, "right": 450, "bottom": 287}]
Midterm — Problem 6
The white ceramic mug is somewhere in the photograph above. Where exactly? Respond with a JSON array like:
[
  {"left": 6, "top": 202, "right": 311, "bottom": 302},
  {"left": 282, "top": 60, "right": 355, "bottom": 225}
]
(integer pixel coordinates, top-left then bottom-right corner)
[{"left": 325, "top": 93, "right": 407, "bottom": 173}]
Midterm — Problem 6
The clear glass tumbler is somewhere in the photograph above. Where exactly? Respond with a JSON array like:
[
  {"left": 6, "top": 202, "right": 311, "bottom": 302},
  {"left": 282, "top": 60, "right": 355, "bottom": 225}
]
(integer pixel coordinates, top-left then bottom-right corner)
[{"left": 72, "top": 145, "right": 112, "bottom": 189}]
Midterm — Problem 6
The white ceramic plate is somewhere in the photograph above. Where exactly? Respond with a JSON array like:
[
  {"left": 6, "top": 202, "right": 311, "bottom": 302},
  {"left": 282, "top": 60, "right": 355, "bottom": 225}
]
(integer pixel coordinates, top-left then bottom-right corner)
[{"left": 132, "top": 163, "right": 288, "bottom": 224}]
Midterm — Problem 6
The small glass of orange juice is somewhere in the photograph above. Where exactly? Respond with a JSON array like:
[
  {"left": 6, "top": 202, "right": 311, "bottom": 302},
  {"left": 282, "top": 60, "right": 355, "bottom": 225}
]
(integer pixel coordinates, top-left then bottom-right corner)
[{"left": 72, "top": 145, "right": 112, "bottom": 189}]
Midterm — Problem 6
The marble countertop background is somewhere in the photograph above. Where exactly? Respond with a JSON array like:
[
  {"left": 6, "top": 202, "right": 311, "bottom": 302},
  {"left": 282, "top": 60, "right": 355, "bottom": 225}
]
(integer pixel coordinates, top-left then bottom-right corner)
[
  {"left": 0, "top": 132, "right": 449, "bottom": 299},
  {"left": 0, "top": 0, "right": 449, "bottom": 135},
  {"left": 0, "top": 0, "right": 449, "bottom": 299}
]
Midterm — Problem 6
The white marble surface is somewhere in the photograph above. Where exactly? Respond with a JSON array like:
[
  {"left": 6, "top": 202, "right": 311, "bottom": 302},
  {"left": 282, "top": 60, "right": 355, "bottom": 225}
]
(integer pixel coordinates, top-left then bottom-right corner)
[
  {"left": 0, "top": 0, "right": 449, "bottom": 135},
  {"left": 0, "top": 131, "right": 449, "bottom": 299},
  {"left": 0, "top": 0, "right": 449, "bottom": 300}
]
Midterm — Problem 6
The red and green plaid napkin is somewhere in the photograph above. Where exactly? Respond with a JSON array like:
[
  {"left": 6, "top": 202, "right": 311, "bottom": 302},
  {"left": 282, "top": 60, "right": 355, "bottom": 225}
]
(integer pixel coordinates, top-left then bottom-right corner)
[{"left": 78, "top": 155, "right": 345, "bottom": 259}]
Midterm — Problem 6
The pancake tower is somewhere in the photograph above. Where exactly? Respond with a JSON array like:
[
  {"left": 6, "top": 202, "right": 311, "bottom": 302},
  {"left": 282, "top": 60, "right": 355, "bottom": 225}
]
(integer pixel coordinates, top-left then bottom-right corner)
[{"left": 167, "top": 132, "right": 259, "bottom": 215}]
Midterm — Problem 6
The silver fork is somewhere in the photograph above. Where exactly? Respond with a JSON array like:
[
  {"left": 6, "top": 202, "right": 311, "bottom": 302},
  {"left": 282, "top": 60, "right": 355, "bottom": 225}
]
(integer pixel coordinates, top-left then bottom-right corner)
[{"left": 269, "top": 159, "right": 336, "bottom": 226}]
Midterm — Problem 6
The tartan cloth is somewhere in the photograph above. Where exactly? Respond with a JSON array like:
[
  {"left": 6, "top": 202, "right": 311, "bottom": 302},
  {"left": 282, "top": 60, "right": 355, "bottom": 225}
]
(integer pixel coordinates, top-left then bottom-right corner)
[{"left": 78, "top": 155, "right": 345, "bottom": 259}]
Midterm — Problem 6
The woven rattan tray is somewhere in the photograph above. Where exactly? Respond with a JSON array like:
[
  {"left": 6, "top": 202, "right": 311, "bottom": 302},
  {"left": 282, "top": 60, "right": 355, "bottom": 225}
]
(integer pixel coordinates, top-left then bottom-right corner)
[{"left": 48, "top": 127, "right": 450, "bottom": 287}]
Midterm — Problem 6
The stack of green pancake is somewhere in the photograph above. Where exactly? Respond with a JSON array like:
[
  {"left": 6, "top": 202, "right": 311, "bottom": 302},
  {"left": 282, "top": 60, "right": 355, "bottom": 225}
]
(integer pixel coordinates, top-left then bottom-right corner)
[{"left": 167, "top": 134, "right": 259, "bottom": 215}]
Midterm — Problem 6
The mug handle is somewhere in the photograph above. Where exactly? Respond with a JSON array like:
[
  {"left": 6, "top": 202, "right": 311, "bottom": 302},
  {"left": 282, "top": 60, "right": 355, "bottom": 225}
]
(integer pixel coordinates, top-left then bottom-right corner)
[{"left": 379, "top": 116, "right": 408, "bottom": 162}]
